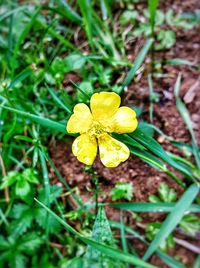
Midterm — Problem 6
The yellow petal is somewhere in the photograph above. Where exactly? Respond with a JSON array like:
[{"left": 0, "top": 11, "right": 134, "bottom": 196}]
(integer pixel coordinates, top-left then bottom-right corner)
[
  {"left": 67, "top": 104, "right": 93, "bottom": 134},
  {"left": 90, "top": 92, "right": 121, "bottom": 120},
  {"left": 111, "top": 107, "right": 138, "bottom": 134},
  {"left": 98, "top": 133, "right": 130, "bottom": 167},
  {"left": 72, "top": 134, "right": 97, "bottom": 165}
]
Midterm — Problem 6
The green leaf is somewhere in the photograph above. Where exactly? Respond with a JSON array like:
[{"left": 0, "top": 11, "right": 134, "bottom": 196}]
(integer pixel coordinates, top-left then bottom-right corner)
[
  {"left": 22, "top": 168, "right": 39, "bottom": 184},
  {"left": 156, "top": 250, "right": 186, "bottom": 268},
  {"left": 35, "top": 208, "right": 61, "bottom": 234},
  {"left": 158, "top": 183, "right": 177, "bottom": 203},
  {"left": 131, "top": 128, "right": 194, "bottom": 182},
  {"left": 46, "top": 85, "right": 72, "bottom": 114},
  {"left": 7, "top": 68, "right": 33, "bottom": 90},
  {"left": 9, "top": 254, "right": 27, "bottom": 268},
  {"left": 77, "top": 81, "right": 93, "bottom": 102},
  {"left": 156, "top": 30, "right": 176, "bottom": 50},
  {"left": 120, "top": 39, "right": 153, "bottom": 92},
  {"left": 114, "top": 133, "right": 146, "bottom": 150},
  {"left": 10, "top": 209, "right": 34, "bottom": 237},
  {"left": 61, "top": 257, "right": 84, "bottom": 268},
  {"left": 64, "top": 53, "right": 86, "bottom": 72},
  {"left": 110, "top": 221, "right": 186, "bottom": 268},
  {"left": 56, "top": 0, "right": 82, "bottom": 24},
  {"left": 1, "top": 105, "right": 66, "bottom": 134},
  {"left": 142, "top": 184, "right": 200, "bottom": 260},
  {"left": 129, "top": 146, "right": 185, "bottom": 187},
  {"left": 11, "top": 203, "right": 30, "bottom": 219},
  {"left": 78, "top": 0, "right": 94, "bottom": 51},
  {"left": 174, "top": 74, "right": 200, "bottom": 168},
  {"left": 83, "top": 207, "right": 123, "bottom": 267},
  {"left": 38, "top": 185, "right": 62, "bottom": 204},
  {"left": 194, "top": 254, "right": 200, "bottom": 268},
  {"left": 35, "top": 199, "right": 156, "bottom": 268},
  {"left": 148, "top": 0, "right": 159, "bottom": 31},
  {"left": 165, "top": 58, "right": 196, "bottom": 67},
  {"left": 180, "top": 214, "right": 200, "bottom": 236},
  {"left": 146, "top": 222, "right": 175, "bottom": 251},
  {"left": 11, "top": 7, "right": 41, "bottom": 74},
  {"left": 111, "top": 202, "right": 200, "bottom": 213},
  {"left": 148, "top": 195, "right": 162, "bottom": 203},
  {"left": 0, "top": 6, "right": 27, "bottom": 23},
  {"left": 15, "top": 178, "right": 31, "bottom": 198},
  {"left": 110, "top": 183, "right": 133, "bottom": 201},
  {"left": 120, "top": 10, "right": 138, "bottom": 25},
  {"left": 0, "top": 171, "right": 19, "bottom": 189},
  {"left": 18, "top": 232, "right": 44, "bottom": 254},
  {"left": 14, "top": 135, "right": 33, "bottom": 142},
  {"left": 0, "top": 236, "right": 10, "bottom": 250}
]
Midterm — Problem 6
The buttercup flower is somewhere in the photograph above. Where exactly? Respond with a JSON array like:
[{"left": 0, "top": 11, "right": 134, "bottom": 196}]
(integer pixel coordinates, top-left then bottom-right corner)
[{"left": 67, "top": 92, "right": 138, "bottom": 167}]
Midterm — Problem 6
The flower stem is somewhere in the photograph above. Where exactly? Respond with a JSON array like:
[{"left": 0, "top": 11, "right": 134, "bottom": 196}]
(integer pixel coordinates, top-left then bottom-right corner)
[{"left": 84, "top": 165, "right": 99, "bottom": 216}]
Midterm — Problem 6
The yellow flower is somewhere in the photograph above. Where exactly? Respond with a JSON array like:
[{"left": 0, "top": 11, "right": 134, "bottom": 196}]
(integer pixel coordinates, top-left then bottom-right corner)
[{"left": 67, "top": 92, "right": 138, "bottom": 167}]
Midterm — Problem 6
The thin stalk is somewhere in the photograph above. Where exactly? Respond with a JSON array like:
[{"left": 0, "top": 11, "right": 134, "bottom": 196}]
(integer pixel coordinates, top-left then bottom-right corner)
[
  {"left": 92, "top": 170, "right": 99, "bottom": 216},
  {"left": 85, "top": 165, "right": 99, "bottom": 216},
  {"left": 0, "top": 153, "right": 9, "bottom": 202},
  {"left": 120, "top": 210, "right": 130, "bottom": 268},
  {"left": 148, "top": 74, "right": 154, "bottom": 123},
  {"left": 39, "top": 149, "right": 50, "bottom": 239}
]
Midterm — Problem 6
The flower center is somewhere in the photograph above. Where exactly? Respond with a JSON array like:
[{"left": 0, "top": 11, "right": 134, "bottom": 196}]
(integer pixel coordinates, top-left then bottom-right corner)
[{"left": 88, "top": 121, "right": 105, "bottom": 137}]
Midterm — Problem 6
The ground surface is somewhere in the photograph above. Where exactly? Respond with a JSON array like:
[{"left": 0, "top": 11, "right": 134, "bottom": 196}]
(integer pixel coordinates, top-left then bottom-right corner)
[{"left": 49, "top": 1, "right": 200, "bottom": 267}]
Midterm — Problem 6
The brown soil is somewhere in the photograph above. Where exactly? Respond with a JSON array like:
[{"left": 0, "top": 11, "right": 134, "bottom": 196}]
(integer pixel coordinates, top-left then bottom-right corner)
[{"left": 49, "top": 1, "right": 200, "bottom": 267}]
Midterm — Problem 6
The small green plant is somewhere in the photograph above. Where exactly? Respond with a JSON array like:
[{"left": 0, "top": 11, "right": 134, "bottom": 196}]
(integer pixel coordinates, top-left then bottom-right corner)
[
  {"left": 146, "top": 222, "right": 175, "bottom": 251},
  {"left": 0, "top": 168, "right": 39, "bottom": 201},
  {"left": 179, "top": 214, "right": 200, "bottom": 237},
  {"left": 149, "top": 182, "right": 177, "bottom": 203},
  {"left": 110, "top": 182, "right": 133, "bottom": 201},
  {"left": 0, "top": 232, "right": 44, "bottom": 268},
  {"left": 8, "top": 185, "right": 62, "bottom": 237},
  {"left": 156, "top": 30, "right": 176, "bottom": 50},
  {"left": 149, "top": 183, "right": 200, "bottom": 237},
  {"left": 122, "top": 8, "right": 198, "bottom": 50}
]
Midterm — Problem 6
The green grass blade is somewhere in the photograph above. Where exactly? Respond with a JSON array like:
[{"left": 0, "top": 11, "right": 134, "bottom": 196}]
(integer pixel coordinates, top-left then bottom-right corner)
[
  {"left": 113, "top": 133, "right": 146, "bottom": 150},
  {"left": 120, "top": 210, "right": 129, "bottom": 258},
  {"left": 156, "top": 250, "right": 186, "bottom": 268},
  {"left": 142, "top": 184, "right": 200, "bottom": 260},
  {"left": 7, "top": 68, "right": 32, "bottom": 90},
  {"left": 56, "top": 0, "right": 82, "bottom": 24},
  {"left": 0, "top": 5, "right": 27, "bottom": 22},
  {"left": 129, "top": 147, "right": 185, "bottom": 187},
  {"left": 148, "top": 74, "right": 154, "bottom": 123},
  {"left": 110, "top": 221, "right": 186, "bottom": 268},
  {"left": 142, "top": 123, "right": 196, "bottom": 158},
  {"left": 148, "top": 0, "right": 159, "bottom": 32},
  {"left": 100, "top": 0, "right": 111, "bottom": 20},
  {"left": 0, "top": 209, "right": 9, "bottom": 226},
  {"left": 165, "top": 58, "right": 196, "bottom": 67},
  {"left": 46, "top": 85, "right": 72, "bottom": 114},
  {"left": 35, "top": 199, "right": 156, "bottom": 268},
  {"left": 78, "top": 0, "right": 94, "bottom": 51},
  {"left": 112, "top": 202, "right": 200, "bottom": 213},
  {"left": 45, "top": 26, "right": 77, "bottom": 51},
  {"left": 120, "top": 39, "right": 153, "bottom": 93},
  {"left": 174, "top": 74, "right": 200, "bottom": 168},
  {"left": 38, "top": 149, "right": 50, "bottom": 237},
  {"left": 130, "top": 129, "right": 196, "bottom": 182},
  {"left": 47, "top": 155, "right": 83, "bottom": 207},
  {"left": 193, "top": 254, "right": 200, "bottom": 268},
  {"left": 1, "top": 106, "right": 66, "bottom": 134},
  {"left": 11, "top": 7, "right": 41, "bottom": 76}
]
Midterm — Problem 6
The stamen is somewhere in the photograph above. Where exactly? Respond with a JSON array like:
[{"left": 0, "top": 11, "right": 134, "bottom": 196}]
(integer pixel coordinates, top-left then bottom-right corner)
[{"left": 89, "top": 121, "right": 106, "bottom": 137}]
